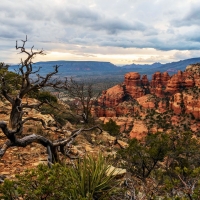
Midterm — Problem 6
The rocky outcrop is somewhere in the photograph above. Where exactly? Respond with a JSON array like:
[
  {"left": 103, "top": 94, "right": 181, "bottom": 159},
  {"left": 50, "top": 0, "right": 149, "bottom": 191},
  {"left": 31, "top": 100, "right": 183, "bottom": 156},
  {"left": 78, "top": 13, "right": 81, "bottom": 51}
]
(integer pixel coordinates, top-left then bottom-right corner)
[
  {"left": 150, "top": 71, "right": 170, "bottom": 88},
  {"left": 166, "top": 72, "right": 183, "bottom": 94},
  {"left": 97, "top": 70, "right": 175, "bottom": 116},
  {"left": 98, "top": 85, "right": 124, "bottom": 108},
  {"left": 124, "top": 72, "right": 145, "bottom": 98},
  {"left": 99, "top": 117, "right": 134, "bottom": 133},
  {"left": 96, "top": 64, "right": 200, "bottom": 139},
  {"left": 137, "top": 95, "right": 155, "bottom": 109},
  {"left": 141, "top": 75, "right": 149, "bottom": 86},
  {"left": 129, "top": 120, "right": 148, "bottom": 140},
  {"left": 124, "top": 72, "right": 141, "bottom": 87}
]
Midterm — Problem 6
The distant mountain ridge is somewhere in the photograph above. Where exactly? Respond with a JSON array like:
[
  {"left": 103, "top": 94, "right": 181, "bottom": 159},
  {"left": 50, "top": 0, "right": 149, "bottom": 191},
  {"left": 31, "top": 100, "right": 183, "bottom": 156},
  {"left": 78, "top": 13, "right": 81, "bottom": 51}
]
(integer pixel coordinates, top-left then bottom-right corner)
[
  {"left": 156, "top": 57, "right": 200, "bottom": 72},
  {"left": 9, "top": 61, "right": 118, "bottom": 77},
  {"left": 120, "top": 57, "right": 200, "bottom": 76},
  {"left": 35, "top": 61, "right": 117, "bottom": 72},
  {"left": 9, "top": 57, "right": 200, "bottom": 77},
  {"left": 122, "top": 62, "right": 162, "bottom": 69}
]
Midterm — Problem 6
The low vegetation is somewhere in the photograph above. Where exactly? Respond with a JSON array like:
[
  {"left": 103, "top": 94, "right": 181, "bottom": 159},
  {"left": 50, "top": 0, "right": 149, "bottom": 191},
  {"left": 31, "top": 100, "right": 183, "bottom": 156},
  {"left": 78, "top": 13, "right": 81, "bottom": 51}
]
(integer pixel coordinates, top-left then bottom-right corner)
[
  {"left": 102, "top": 119, "right": 120, "bottom": 136},
  {"left": 117, "top": 131, "right": 200, "bottom": 199},
  {"left": 0, "top": 155, "right": 119, "bottom": 200}
]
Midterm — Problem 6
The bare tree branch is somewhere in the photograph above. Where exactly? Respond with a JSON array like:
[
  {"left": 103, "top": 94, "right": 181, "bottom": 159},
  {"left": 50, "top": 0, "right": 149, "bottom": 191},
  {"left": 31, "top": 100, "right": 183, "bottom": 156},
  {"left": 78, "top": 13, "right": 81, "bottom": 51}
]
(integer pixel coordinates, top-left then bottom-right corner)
[
  {"left": 0, "top": 37, "right": 104, "bottom": 174},
  {"left": 0, "top": 120, "right": 102, "bottom": 166},
  {"left": 64, "top": 78, "right": 100, "bottom": 123},
  {"left": 0, "top": 37, "right": 63, "bottom": 129}
]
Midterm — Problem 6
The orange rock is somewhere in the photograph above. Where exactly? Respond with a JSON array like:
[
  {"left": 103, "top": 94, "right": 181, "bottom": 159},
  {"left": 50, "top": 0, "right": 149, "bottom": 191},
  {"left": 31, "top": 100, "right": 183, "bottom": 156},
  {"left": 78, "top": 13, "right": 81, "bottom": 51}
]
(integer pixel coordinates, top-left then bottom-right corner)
[
  {"left": 158, "top": 101, "right": 167, "bottom": 113},
  {"left": 124, "top": 72, "right": 141, "bottom": 87},
  {"left": 96, "top": 64, "right": 200, "bottom": 139},
  {"left": 165, "top": 75, "right": 181, "bottom": 94},
  {"left": 184, "top": 77, "right": 195, "bottom": 88},
  {"left": 170, "top": 93, "right": 182, "bottom": 115},
  {"left": 124, "top": 72, "right": 145, "bottom": 98},
  {"left": 141, "top": 75, "right": 149, "bottom": 86},
  {"left": 137, "top": 95, "right": 155, "bottom": 109},
  {"left": 98, "top": 84, "right": 124, "bottom": 108},
  {"left": 151, "top": 72, "right": 162, "bottom": 88},
  {"left": 129, "top": 120, "right": 148, "bottom": 140}
]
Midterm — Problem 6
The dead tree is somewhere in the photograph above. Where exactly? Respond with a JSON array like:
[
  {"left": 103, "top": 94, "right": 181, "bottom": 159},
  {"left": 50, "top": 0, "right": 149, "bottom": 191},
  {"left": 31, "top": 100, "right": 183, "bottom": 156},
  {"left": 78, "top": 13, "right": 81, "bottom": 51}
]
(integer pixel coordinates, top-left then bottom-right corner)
[
  {"left": 1, "top": 36, "right": 62, "bottom": 129},
  {"left": 0, "top": 122, "right": 102, "bottom": 165},
  {"left": 0, "top": 37, "right": 102, "bottom": 167},
  {"left": 64, "top": 78, "right": 100, "bottom": 123}
]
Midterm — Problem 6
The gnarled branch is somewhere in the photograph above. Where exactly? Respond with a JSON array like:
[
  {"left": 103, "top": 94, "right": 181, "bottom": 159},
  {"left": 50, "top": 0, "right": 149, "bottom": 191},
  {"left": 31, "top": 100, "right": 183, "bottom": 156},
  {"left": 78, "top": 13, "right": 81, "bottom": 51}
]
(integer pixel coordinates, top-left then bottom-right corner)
[{"left": 0, "top": 121, "right": 102, "bottom": 167}]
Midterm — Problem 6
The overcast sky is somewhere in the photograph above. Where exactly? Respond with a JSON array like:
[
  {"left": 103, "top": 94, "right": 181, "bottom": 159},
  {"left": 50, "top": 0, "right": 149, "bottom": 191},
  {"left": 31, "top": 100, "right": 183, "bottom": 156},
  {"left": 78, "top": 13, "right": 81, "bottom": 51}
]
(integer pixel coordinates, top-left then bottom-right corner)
[{"left": 0, "top": 0, "right": 200, "bottom": 65}]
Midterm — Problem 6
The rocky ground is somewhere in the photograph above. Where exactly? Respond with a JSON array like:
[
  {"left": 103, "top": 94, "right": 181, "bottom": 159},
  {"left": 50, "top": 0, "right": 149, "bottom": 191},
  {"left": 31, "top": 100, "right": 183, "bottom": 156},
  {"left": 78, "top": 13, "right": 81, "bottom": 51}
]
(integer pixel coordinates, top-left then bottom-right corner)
[
  {"left": 0, "top": 98, "right": 128, "bottom": 179},
  {"left": 2, "top": 64, "right": 200, "bottom": 181}
]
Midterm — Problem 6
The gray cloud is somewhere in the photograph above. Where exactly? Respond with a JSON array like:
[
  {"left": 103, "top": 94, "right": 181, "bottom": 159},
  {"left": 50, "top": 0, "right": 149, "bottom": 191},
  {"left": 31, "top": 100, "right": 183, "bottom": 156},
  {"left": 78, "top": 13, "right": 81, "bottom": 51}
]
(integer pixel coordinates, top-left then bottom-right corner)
[
  {"left": 172, "top": 4, "right": 200, "bottom": 27},
  {"left": 0, "top": 0, "right": 200, "bottom": 64},
  {"left": 56, "top": 4, "right": 146, "bottom": 34}
]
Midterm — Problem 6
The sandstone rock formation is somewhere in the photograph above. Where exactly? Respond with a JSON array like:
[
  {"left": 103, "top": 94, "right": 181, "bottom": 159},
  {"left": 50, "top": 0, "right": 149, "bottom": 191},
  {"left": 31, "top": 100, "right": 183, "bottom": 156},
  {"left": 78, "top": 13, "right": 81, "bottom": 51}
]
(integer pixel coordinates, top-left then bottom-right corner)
[
  {"left": 124, "top": 72, "right": 145, "bottom": 98},
  {"left": 96, "top": 64, "right": 200, "bottom": 139},
  {"left": 129, "top": 120, "right": 148, "bottom": 140}
]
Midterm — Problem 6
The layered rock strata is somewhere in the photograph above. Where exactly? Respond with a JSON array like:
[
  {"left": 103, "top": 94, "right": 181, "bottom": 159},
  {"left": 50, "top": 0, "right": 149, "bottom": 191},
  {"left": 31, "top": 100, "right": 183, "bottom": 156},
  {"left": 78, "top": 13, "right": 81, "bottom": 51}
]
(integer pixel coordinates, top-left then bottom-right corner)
[{"left": 95, "top": 64, "right": 200, "bottom": 138}]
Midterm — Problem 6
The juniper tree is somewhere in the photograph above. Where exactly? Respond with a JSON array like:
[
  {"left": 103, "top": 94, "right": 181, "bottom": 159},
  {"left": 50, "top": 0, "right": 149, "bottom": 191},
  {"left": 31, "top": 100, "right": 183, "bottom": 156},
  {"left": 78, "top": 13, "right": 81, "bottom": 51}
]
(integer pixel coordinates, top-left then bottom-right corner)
[{"left": 0, "top": 37, "right": 102, "bottom": 167}]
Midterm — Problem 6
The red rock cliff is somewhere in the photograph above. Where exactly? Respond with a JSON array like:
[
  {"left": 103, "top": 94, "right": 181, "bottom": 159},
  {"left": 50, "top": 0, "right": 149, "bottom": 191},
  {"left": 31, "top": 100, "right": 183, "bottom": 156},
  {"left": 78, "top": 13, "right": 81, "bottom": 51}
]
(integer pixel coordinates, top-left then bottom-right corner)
[{"left": 95, "top": 64, "right": 200, "bottom": 139}]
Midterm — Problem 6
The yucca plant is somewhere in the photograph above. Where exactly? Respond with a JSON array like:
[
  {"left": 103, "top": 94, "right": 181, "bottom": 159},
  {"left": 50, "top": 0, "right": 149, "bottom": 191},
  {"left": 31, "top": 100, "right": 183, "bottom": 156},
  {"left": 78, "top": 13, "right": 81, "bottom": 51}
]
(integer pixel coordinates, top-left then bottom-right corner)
[
  {"left": 0, "top": 154, "right": 119, "bottom": 200},
  {"left": 69, "top": 153, "right": 118, "bottom": 199}
]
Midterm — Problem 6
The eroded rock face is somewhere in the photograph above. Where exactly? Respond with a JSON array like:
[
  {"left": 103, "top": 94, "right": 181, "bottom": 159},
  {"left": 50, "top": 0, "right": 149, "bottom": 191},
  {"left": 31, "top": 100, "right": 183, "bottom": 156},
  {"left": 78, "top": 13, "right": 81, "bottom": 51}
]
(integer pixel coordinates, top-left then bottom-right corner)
[
  {"left": 98, "top": 64, "right": 200, "bottom": 116},
  {"left": 124, "top": 72, "right": 145, "bottom": 98},
  {"left": 96, "top": 64, "right": 200, "bottom": 139},
  {"left": 170, "top": 93, "right": 182, "bottom": 115},
  {"left": 151, "top": 72, "right": 170, "bottom": 88},
  {"left": 98, "top": 85, "right": 124, "bottom": 108},
  {"left": 151, "top": 72, "right": 162, "bottom": 88},
  {"left": 129, "top": 120, "right": 148, "bottom": 140},
  {"left": 124, "top": 72, "right": 141, "bottom": 87},
  {"left": 141, "top": 75, "right": 149, "bottom": 86},
  {"left": 97, "top": 71, "right": 176, "bottom": 116},
  {"left": 166, "top": 68, "right": 200, "bottom": 94},
  {"left": 166, "top": 73, "right": 183, "bottom": 94},
  {"left": 99, "top": 117, "right": 134, "bottom": 133},
  {"left": 137, "top": 95, "right": 155, "bottom": 109}
]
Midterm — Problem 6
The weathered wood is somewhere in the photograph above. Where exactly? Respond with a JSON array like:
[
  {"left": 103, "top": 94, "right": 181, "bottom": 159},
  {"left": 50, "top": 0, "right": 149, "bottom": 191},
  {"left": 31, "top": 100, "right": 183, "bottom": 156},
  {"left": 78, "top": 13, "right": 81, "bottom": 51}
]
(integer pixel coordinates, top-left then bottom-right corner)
[
  {"left": 64, "top": 78, "right": 100, "bottom": 124},
  {"left": 0, "top": 121, "right": 102, "bottom": 165},
  {"left": 0, "top": 37, "right": 103, "bottom": 175}
]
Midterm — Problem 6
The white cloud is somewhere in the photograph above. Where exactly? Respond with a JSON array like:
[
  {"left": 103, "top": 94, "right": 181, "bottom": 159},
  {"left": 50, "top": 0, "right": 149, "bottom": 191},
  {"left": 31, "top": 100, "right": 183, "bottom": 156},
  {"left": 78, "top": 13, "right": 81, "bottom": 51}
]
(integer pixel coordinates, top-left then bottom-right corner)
[{"left": 0, "top": 0, "right": 200, "bottom": 65}]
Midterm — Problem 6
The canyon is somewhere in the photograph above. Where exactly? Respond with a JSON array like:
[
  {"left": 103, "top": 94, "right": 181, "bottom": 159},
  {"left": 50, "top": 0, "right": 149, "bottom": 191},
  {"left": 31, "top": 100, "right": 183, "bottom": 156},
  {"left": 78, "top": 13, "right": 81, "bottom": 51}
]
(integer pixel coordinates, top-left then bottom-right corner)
[{"left": 94, "top": 63, "right": 200, "bottom": 139}]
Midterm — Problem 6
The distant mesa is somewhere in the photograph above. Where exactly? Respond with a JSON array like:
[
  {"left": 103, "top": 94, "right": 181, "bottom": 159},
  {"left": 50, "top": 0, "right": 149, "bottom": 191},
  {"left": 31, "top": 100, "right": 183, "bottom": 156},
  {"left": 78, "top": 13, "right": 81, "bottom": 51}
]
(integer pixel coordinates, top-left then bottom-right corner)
[{"left": 9, "top": 57, "right": 200, "bottom": 77}]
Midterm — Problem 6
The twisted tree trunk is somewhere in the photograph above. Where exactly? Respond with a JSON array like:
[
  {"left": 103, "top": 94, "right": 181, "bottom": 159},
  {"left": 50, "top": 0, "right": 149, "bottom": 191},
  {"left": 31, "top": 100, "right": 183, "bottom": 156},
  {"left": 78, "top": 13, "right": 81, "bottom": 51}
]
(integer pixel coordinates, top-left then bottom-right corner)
[{"left": 9, "top": 97, "right": 23, "bottom": 129}]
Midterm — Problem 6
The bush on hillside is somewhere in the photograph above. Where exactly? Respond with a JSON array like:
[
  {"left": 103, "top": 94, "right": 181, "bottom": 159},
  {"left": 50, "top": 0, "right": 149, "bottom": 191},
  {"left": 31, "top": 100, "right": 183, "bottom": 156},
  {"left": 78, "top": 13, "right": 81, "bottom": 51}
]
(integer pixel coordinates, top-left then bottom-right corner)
[
  {"left": 0, "top": 66, "right": 21, "bottom": 95},
  {"left": 116, "top": 131, "right": 200, "bottom": 198},
  {"left": 28, "top": 90, "right": 58, "bottom": 103},
  {"left": 0, "top": 154, "right": 120, "bottom": 200},
  {"left": 102, "top": 119, "right": 120, "bottom": 136}
]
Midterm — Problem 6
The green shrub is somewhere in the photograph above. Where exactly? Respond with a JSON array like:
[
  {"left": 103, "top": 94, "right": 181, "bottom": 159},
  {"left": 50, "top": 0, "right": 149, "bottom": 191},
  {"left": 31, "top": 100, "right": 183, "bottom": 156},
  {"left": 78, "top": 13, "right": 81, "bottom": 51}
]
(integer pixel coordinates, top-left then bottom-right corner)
[
  {"left": 54, "top": 113, "right": 67, "bottom": 127},
  {"left": 37, "top": 91, "right": 57, "bottom": 103},
  {"left": 0, "top": 68, "right": 21, "bottom": 94},
  {"left": 102, "top": 119, "right": 120, "bottom": 136},
  {"left": 70, "top": 154, "right": 117, "bottom": 199},
  {"left": 40, "top": 104, "right": 77, "bottom": 126},
  {"left": 0, "top": 154, "right": 119, "bottom": 200},
  {"left": 0, "top": 164, "right": 73, "bottom": 200},
  {"left": 117, "top": 132, "right": 170, "bottom": 179},
  {"left": 28, "top": 90, "right": 57, "bottom": 103}
]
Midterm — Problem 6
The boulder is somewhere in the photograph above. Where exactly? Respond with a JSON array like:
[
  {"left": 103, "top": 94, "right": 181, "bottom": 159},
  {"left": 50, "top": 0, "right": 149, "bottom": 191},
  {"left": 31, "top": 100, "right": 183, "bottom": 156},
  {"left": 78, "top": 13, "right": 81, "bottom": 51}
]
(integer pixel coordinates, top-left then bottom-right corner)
[{"left": 106, "top": 165, "right": 126, "bottom": 177}]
